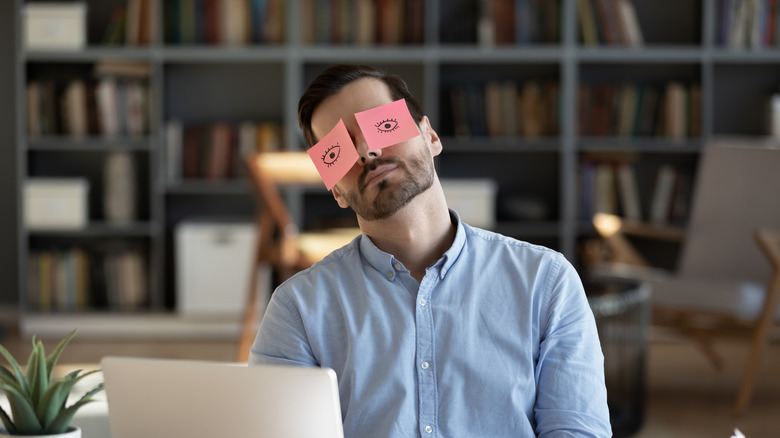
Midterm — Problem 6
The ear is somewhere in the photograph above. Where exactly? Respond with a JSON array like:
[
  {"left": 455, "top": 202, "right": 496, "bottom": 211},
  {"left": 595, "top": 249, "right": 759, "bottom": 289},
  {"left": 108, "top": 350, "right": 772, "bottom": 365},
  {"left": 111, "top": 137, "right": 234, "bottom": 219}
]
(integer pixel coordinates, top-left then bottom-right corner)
[
  {"left": 420, "top": 116, "right": 442, "bottom": 157},
  {"left": 332, "top": 186, "right": 351, "bottom": 209}
]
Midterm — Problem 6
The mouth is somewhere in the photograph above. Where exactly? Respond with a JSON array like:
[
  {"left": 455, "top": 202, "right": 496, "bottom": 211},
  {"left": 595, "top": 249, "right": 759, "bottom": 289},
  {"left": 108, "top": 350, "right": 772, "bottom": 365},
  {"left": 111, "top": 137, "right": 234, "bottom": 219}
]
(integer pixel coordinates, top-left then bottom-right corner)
[{"left": 361, "top": 163, "right": 398, "bottom": 190}]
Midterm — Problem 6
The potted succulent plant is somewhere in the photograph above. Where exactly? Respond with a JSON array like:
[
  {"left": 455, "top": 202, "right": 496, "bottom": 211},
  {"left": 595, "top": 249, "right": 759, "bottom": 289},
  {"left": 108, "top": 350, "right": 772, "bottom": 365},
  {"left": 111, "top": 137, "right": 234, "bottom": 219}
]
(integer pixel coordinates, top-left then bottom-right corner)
[{"left": 0, "top": 329, "right": 104, "bottom": 437}]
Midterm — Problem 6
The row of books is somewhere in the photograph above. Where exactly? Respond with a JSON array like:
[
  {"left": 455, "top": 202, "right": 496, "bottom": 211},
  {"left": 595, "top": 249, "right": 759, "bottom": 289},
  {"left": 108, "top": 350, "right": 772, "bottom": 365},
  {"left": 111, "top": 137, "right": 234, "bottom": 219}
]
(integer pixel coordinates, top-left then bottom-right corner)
[
  {"left": 27, "top": 248, "right": 148, "bottom": 312},
  {"left": 300, "top": 0, "right": 423, "bottom": 45},
  {"left": 102, "top": 0, "right": 284, "bottom": 46},
  {"left": 164, "top": 0, "right": 284, "bottom": 45},
  {"left": 165, "top": 120, "right": 284, "bottom": 181},
  {"left": 577, "top": 0, "right": 644, "bottom": 46},
  {"left": 441, "top": 0, "right": 560, "bottom": 45},
  {"left": 475, "top": 0, "right": 561, "bottom": 45},
  {"left": 445, "top": 80, "right": 560, "bottom": 138},
  {"left": 26, "top": 76, "right": 149, "bottom": 137},
  {"left": 579, "top": 160, "right": 692, "bottom": 224},
  {"left": 102, "top": 0, "right": 156, "bottom": 45},
  {"left": 578, "top": 82, "right": 702, "bottom": 139},
  {"left": 717, "top": 0, "right": 780, "bottom": 49}
]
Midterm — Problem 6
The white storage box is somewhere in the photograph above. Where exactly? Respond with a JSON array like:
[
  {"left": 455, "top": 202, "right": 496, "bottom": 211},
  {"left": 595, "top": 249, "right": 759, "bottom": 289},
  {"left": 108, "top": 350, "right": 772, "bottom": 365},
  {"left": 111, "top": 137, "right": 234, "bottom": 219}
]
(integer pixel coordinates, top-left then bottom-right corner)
[
  {"left": 24, "top": 3, "right": 87, "bottom": 50},
  {"left": 176, "top": 221, "right": 270, "bottom": 317},
  {"left": 441, "top": 178, "right": 498, "bottom": 229},
  {"left": 25, "top": 178, "right": 89, "bottom": 230}
]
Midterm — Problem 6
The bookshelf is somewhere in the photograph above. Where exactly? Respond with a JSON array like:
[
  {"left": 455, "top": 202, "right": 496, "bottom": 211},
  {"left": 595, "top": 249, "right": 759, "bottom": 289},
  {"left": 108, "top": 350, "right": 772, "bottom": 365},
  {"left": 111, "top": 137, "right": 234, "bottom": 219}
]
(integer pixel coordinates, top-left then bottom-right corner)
[{"left": 13, "top": 0, "right": 780, "bottom": 337}]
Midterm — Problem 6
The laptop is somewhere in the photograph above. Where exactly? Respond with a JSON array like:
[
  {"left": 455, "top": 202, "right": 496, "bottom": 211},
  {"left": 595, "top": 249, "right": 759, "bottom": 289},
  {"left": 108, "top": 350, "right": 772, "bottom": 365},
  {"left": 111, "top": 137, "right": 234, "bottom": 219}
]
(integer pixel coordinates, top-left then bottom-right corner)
[{"left": 100, "top": 356, "right": 344, "bottom": 438}]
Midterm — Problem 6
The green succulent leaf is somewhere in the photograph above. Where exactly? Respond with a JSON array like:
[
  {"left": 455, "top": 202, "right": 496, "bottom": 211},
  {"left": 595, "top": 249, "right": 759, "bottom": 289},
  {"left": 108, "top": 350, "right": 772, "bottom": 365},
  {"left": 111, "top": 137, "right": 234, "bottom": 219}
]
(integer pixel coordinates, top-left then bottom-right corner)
[
  {"left": 0, "top": 405, "right": 17, "bottom": 434},
  {"left": 45, "top": 382, "right": 104, "bottom": 435},
  {"left": 0, "top": 330, "right": 104, "bottom": 435},
  {"left": 0, "top": 365, "right": 19, "bottom": 386},
  {"left": 45, "top": 329, "right": 77, "bottom": 381},
  {"left": 27, "top": 341, "right": 50, "bottom": 408},
  {"left": 0, "top": 344, "right": 30, "bottom": 397},
  {"left": 36, "top": 370, "right": 82, "bottom": 425},
  {"left": 0, "top": 367, "right": 22, "bottom": 390},
  {"left": 0, "top": 382, "right": 41, "bottom": 434}
]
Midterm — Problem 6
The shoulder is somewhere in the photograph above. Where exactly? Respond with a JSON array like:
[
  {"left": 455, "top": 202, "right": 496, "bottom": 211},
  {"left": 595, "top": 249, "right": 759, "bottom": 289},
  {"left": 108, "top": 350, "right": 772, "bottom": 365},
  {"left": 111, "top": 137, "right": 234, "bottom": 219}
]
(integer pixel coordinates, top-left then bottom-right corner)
[
  {"left": 462, "top": 222, "right": 563, "bottom": 263},
  {"left": 273, "top": 235, "right": 363, "bottom": 297}
]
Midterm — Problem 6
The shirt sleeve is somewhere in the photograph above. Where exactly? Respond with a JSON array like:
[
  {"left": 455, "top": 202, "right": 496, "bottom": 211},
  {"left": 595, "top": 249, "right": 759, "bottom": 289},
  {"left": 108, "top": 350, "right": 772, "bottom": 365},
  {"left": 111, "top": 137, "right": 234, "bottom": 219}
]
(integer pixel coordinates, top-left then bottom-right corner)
[
  {"left": 248, "top": 287, "right": 319, "bottom": 368},
  {"left": 534, "top": 254, "right": 613, "bottom": 437}
]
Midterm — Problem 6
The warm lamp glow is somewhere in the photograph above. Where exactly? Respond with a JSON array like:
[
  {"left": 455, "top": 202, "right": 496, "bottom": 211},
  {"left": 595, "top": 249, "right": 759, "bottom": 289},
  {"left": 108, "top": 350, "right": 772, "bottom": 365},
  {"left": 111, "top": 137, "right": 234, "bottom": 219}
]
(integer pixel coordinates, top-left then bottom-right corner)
[{"left": 593, "top": 213, "right": 622, "bottom": 237}]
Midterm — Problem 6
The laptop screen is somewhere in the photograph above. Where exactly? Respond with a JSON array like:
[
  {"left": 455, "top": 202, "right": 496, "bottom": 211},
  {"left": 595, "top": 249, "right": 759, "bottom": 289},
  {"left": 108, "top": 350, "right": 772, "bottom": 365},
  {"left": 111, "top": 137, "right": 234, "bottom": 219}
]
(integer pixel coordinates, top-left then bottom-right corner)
[{"left": 101, "top": 357, "right": 344, "bottom": 438}]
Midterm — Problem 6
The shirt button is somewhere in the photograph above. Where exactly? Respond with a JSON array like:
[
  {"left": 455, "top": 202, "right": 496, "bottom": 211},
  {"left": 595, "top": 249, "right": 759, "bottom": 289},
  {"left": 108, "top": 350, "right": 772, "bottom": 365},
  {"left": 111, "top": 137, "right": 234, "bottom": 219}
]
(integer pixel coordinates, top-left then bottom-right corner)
[
  {"left": 421, "top": 361, "right": 429, "bottom": 370},
  {"left": 386, "top": 271, "right": 393, "bottom": 279},
  {"left": 425, "top": 425, "right": 433, "bottom": 434},
  {"left": 419, "top": 298, "right": 427, "bottom": 307},
  {"left": 393, "top": 262, "right": 403, "bottom": 270}
]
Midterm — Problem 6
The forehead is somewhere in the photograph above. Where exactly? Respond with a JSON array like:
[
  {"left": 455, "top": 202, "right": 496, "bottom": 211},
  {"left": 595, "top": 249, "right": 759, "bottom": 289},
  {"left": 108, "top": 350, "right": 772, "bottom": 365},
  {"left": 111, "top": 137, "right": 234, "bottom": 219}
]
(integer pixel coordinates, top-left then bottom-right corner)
[{"left": 311, "top": 77, "right": 394, "bottom": 139}]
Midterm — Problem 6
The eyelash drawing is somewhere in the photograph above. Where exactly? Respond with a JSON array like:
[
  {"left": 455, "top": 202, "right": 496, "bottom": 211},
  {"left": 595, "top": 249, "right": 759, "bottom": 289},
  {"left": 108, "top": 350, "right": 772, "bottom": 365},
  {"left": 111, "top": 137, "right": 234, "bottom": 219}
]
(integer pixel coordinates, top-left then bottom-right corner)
[
  {"left": 322, "top": 144, "right": 341, "bottom": 167},
  {"left": 375, "top": 118, "right": 399, "bottom": 133}
]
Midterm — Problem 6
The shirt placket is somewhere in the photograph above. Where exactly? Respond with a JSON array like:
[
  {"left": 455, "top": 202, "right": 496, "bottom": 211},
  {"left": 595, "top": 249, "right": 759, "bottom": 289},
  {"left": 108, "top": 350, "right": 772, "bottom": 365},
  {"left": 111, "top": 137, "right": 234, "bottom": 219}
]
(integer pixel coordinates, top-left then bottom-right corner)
[{"left": 415, "top": 272, "right": 438, "bottom": 437}]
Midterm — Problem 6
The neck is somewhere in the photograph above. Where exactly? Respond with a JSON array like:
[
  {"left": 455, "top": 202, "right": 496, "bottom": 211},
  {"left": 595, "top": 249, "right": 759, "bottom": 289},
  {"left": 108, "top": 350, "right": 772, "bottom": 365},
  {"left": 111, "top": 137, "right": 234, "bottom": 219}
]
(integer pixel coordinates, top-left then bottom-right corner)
[{"left": 358, "top": 179, "right": 456, "bottom": 282}]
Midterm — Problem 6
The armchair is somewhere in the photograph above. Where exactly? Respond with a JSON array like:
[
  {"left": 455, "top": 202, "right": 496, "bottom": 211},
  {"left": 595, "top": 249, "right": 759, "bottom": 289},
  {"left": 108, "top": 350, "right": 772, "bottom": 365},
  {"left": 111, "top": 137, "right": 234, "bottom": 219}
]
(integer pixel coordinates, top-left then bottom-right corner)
[{"left": 591, "top": 141, "right": 780, "bottom": 415}]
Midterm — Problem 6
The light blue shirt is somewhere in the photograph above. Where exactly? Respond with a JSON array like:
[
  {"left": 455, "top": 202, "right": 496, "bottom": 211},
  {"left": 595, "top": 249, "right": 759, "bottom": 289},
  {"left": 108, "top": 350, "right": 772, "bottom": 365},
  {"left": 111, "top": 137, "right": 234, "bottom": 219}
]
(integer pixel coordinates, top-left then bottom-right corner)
[{"left": 250, "top": 212, "right": 612, "bottom": 437}]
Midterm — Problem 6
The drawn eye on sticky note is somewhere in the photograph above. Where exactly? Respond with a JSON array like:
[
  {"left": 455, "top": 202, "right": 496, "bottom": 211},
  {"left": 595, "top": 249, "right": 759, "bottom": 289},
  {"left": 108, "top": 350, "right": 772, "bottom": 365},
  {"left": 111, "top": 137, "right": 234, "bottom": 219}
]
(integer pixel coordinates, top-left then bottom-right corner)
[
  {"left": 308, "top": 119, "right": 359, "bottom": 190},
  {"left": 354, "top": 98, "right": 421, "bottom": 151}
]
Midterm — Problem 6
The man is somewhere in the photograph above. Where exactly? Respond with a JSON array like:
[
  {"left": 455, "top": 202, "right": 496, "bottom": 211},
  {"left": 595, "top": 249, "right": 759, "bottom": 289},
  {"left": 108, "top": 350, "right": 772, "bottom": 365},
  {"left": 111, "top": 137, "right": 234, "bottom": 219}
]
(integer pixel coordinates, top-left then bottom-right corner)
[{"left": 250, "top": 64, "right": 611, "bottom": 437}]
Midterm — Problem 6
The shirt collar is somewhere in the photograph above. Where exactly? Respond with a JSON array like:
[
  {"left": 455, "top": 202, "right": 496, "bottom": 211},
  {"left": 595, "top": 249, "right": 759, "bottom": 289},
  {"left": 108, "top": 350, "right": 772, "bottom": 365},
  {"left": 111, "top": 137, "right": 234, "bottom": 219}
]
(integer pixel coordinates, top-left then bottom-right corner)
[{"left": 358, "top": 209, "right": 467, "bottom": 281}]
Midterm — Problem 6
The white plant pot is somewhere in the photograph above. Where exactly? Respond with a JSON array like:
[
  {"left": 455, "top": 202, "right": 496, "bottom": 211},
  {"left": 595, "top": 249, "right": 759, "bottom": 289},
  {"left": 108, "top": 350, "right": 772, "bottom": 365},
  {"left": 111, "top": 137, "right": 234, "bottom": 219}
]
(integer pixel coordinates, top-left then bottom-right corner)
[{"left": 0, "top": 426, "right": 81, "bottom": 438}]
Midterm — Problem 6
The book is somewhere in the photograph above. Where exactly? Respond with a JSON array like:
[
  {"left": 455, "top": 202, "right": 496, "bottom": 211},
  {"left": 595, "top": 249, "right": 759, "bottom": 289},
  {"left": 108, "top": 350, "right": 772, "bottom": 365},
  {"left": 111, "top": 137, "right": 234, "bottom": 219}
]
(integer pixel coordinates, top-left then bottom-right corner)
[
  {"left": 616, "top": 0, "right": 644, "bottom": 46},
  {"left": 617, "top": 83, "right": 638, "bottom": 137},
  {"left": 519, "top": 80, "right": 544, "bottom": 138},
  {"left": 484, "top": 81, "right": 503, "bottom": 137},
  {"left": 354, "top": 0, "right": 375, "bottom": 45},
  {"left": 267, "top": 0, "right": 286, "bottom": 44},
  {"left": 95, "top": 60, "right": 151, "bottom": 78},
  {"left": 166, "top": 120, "right": 183, "bottom": 181},
  {"left": 125, "top": 0, "right": 142, "bottom": 45},
  {"left": 96, "top": 77, "right": 120, "bottom": 136},
  {"left": 477, "top": 0, "right": 495, "bottom": 46},
  {"left": 104, "top": 151, "right": 137, "bottom": 224},
  {"left": 500, "top": 81, "right": 519, "bottom": 137},
  {"left": 256, "top": 122, "right": 283, "bottom": 152},
  {"left": 578, "top": 0, "right": 600, "bottom": 45},
  {"left": 62, "top": 80, "right": 88, "bottom": 137},
  {"left": 579, "top": 160, "right": 597, "bottom": 221},
  {"left": 650, "top": 164, "right": 677, "bottom": 223},
  {"left": 447, "top": 86, "right": 469, "bottom": 138},
  {"left": 664, "top": 81, "right": 687, "bottom": 139},
  {"left": 594, "top": 162, "right": 617, "bottom": 215},
  {"left": 616, "top": 162, "right": 641, "bottom": 220},
  {"left": 26, "top": 81, "right": 41, "bottom": 136}
]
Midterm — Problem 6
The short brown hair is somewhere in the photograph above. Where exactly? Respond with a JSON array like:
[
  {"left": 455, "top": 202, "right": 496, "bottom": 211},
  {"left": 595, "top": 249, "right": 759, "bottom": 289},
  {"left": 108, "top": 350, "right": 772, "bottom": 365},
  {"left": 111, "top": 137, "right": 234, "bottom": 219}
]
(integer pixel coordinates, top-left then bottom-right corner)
[{"left": 298, "top": 64, "right": 424, "bottom": 147}]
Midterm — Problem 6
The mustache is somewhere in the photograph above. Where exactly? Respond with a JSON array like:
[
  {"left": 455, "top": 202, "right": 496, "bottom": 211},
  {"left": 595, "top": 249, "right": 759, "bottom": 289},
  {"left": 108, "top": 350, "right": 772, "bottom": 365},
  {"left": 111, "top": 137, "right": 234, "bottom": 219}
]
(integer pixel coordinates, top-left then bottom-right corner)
[{"left": 358, "top": 157, "right": 404, "bottom": 192}]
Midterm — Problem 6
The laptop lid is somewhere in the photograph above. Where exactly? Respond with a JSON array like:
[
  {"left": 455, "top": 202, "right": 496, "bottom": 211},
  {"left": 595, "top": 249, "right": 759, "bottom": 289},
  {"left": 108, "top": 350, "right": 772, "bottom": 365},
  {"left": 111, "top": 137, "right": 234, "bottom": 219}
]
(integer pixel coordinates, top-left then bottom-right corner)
[{"left": 100, "top": 356, "right": 344, "bottom": 438}]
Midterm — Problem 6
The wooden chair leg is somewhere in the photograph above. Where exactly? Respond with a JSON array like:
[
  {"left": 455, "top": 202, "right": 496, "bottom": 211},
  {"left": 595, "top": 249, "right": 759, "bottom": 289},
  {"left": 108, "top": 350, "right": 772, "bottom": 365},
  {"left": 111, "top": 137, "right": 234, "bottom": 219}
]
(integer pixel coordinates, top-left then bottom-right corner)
[
  {"left": 734, "top": 230, "right": 780, "bottom": 416},
  {"left": 236, "top": 259, "right": 261, "bottom": 362},
  {"left": 236, "top": 215, "right": 271, "bottom": 362}
]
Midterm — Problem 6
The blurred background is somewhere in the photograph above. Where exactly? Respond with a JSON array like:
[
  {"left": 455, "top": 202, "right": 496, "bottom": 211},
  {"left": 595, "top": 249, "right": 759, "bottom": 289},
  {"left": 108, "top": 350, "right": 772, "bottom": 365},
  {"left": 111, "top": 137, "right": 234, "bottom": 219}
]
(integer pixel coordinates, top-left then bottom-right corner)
[{"left": 2, "top": 1, "right": 780, "bottom": 437}]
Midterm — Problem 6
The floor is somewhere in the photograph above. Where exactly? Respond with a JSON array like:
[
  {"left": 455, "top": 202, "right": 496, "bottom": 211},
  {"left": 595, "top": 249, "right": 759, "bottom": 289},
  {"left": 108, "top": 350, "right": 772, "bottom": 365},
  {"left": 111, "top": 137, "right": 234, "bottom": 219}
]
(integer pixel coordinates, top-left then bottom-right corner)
[{"left": 1, "top": 327, "right": 779, "bottom": 437}]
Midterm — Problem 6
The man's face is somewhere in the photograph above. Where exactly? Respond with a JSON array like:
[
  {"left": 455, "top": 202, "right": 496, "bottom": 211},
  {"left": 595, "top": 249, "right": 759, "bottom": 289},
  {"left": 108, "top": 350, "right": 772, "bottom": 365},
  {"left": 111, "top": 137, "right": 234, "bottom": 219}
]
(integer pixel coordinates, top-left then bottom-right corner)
[{"left": 310, "top": 78, "right": 441, "bottom": 221}]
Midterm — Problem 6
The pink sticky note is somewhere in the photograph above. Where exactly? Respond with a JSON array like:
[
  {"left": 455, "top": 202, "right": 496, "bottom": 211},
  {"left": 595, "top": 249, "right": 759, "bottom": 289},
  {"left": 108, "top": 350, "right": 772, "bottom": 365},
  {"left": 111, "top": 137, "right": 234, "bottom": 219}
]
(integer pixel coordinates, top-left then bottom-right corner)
[
  {"left": 354, "top": 98, "right": 421, "bottom": 151},
  {"left": 308, "top": 119, "right": 359, "bottom": 190}
]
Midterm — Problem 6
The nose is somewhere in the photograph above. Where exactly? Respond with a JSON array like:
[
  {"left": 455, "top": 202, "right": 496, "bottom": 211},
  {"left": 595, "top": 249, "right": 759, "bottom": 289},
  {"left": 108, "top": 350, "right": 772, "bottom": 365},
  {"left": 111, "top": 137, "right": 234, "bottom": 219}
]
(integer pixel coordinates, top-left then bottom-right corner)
[{"left": 355, "top": 133, "right": 381, "bottom": 165}]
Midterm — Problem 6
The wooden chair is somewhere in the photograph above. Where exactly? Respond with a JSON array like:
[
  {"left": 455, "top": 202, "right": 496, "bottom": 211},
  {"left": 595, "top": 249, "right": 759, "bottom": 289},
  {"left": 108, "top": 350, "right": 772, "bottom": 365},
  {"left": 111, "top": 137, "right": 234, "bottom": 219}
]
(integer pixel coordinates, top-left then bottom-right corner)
[
  {"left": 591, "top": 141, "right": 780, "bottom": 416},
  {"left": 237, "top": 151, "right": 361, "bottom": 362}
]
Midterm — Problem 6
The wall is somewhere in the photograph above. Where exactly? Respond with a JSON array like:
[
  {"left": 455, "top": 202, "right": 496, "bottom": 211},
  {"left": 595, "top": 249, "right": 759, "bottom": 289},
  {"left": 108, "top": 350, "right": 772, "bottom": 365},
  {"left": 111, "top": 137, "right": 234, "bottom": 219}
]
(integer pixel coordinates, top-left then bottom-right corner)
[{"left": 0, "top": 0, "right": 18, "bottom": 305}]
